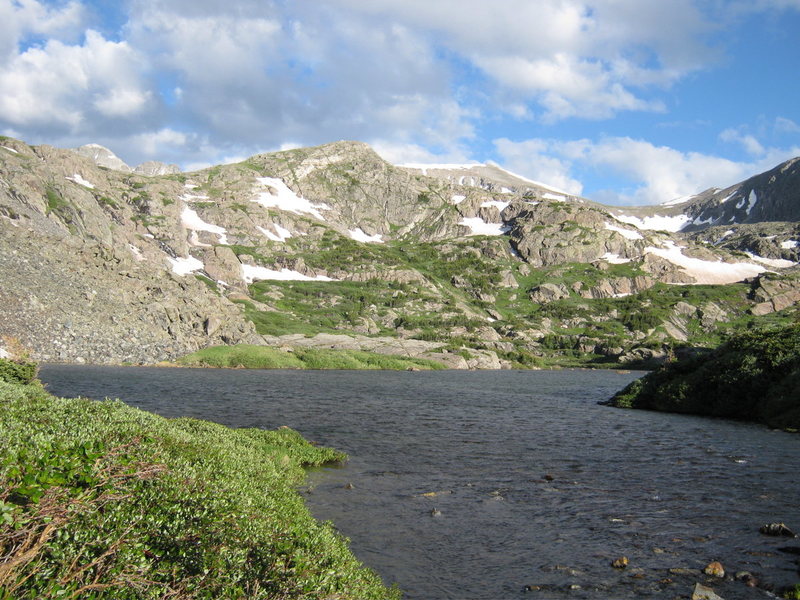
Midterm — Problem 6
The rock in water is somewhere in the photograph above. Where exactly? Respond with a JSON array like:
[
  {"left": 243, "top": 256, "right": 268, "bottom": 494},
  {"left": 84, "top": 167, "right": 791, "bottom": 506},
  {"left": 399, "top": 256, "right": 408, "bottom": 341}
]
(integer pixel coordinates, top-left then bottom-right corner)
[
  {"left": 692, "top": 583, "right": 725, "bottom": 600},
  {"left": 703, "top": 561, "right": 725, "bottom": 578},
  {"left": 760, "top": 522, "right": 796, "bottom": 537},
  {"left": 611, "top": 556, "right": 628, "bottom": 569}
]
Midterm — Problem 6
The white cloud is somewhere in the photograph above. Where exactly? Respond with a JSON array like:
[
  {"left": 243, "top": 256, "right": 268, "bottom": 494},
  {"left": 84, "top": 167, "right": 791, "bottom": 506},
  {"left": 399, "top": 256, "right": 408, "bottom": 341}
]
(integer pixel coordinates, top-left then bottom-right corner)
[
  {"left": 495, "top": 136, "right": 800, "bottom": 205},
  {"left": 493, "top": 138, "right": 584, "bottom": 195},
  {"left": 0, "top": 30, "right": 151, "bottom": 130},
  {"left": 719, "top": 127, "right": 766, "bottom": 156},
  {"left": 775, "top": 116, "right": 800, "bottom": 134},
  {"left": 0, "top": 0, "right": 84, "bottom": 62},
  {"left": 324, "top": 0, "right": 713, "bottom": 120}
]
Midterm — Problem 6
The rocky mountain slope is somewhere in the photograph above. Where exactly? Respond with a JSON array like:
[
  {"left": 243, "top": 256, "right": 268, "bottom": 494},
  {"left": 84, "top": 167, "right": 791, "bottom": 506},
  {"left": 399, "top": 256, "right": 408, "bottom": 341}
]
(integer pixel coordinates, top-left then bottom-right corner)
[{"left": 1, "top": 135, "right": 798, "bottom": 367}]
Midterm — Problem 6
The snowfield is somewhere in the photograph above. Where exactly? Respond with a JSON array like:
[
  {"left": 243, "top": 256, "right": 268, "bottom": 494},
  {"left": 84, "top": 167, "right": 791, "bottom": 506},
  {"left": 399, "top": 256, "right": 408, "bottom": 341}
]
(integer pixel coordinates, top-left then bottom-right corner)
[
  {"left": 459, "top": 217, "right": 509, "bottom": 236},
  {"left": 349, "top": 228, "right": 384, "bottom": 243},
  {"left": 181, "top": 207, "right": 228, "bottom": 246},
  {"left": 66, "top": 173, "right": 95, "bottom": 189},
  {"left": 257, "top": 224, "right": 293, "bottom": 242},
  {"left": 168, "top": 255, "right": 204, "bottom": 276},
  {"left": 604, "top": 222, "right": 643, "bottom": 240},
  {"left": 252, "top": 177, "right": 330, "bottom": 220},
  {"left": 241, "top": 265, "right": 336, "bottom": 283},
  {"left": 613, "top": 213, "right": 691, "bottom": 232},
  {"left": 644, "top": 241, "right": 766, "bottom": 284}
]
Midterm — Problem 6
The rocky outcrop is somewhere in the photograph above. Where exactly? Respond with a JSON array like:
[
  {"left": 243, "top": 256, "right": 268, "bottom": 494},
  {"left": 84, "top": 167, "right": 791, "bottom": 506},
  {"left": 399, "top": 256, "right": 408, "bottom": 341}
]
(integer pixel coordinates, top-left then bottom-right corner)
[
  {"left": 749, "top": 271, "right": 800, "bottom": 315},
  {"left": 529, "top": 283, "right": 570, "bottom": 303},
  {"left": 0, "top": 226, "right": 257, "bottom": 364},
  {"left": 134, "top": 161, "right": 181, "bottom": 176},
  {"left": 72, "top": 143, "right": 133, "bottom": 172},
  {"left": 576, "top": 276, "right": 654, "bottom": 299}
]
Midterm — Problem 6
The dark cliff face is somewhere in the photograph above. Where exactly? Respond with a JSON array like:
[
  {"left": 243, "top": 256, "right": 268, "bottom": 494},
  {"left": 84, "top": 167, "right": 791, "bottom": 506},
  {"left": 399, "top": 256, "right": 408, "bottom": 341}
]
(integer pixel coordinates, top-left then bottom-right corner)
[{"left": 682, "top": 157, "right": 800, "bottom": 231}]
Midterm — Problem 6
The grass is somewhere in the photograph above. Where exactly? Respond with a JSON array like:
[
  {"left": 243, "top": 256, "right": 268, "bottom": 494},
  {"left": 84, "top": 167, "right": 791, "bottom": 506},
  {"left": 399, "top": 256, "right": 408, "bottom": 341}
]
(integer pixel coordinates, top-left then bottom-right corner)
[
  {"left": 176, "top": 344, "right": 445, "bottom": 371},
  {"left": 0, "top": 360, "right": 399, "bottom": 599}
]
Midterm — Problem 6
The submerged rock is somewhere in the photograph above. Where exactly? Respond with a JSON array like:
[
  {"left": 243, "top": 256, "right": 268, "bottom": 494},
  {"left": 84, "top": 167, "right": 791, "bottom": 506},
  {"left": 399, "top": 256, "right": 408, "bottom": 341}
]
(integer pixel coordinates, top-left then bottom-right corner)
[{"left": 760, "top": 522, "right": 796, "bottom": 537}]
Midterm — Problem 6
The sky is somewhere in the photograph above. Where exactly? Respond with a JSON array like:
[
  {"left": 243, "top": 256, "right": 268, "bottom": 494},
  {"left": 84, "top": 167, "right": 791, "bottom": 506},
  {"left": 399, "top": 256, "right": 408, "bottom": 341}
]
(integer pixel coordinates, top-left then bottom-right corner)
[{"left": 1, "top": 0, "right": 799, "bottom": 205}]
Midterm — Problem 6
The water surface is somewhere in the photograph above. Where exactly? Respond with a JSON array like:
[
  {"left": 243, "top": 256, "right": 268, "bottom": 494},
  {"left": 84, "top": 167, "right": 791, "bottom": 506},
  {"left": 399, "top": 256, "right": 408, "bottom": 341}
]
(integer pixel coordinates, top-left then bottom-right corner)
[{"left": 39, "top": 366, "right": 800, "bottom": 599}]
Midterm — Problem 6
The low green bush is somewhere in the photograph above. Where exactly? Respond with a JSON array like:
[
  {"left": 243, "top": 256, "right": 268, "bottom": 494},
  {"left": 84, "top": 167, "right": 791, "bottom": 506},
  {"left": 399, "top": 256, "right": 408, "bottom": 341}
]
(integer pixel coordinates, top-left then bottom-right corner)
[
  {"left": 0, "top": 371, "right": 398, "bottom": 599},
  {"left": 0, "top": 358, "right": 37, "bottom": 385},
  {"left": 608, "top": 323, "right": 800, "bottom": 430}
]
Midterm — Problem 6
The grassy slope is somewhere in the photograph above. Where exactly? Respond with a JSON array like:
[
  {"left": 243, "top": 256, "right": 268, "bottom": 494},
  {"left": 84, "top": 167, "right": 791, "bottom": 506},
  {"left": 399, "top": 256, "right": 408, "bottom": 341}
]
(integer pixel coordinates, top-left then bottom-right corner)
[
  {"left": 177, "top": 344, "right": 445, "bottom": 370},
  {"left": 607, "top": 323, "right": 800, "bottom": 430},
  {"left": 0, "top": 364, "right": 398, "bottom": 599}
]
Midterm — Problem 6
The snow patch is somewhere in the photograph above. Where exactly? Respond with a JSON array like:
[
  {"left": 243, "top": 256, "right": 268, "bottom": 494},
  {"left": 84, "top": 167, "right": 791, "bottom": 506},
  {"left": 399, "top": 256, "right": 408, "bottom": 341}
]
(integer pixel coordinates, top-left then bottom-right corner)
[
  {"left": 746, "top": 190, "right": 758, "bottom": 215},
  {"left": 181, "top": 206, "right": 228, "bottom": 245},
  {"left": 500, "top": 187, "right": 513, "bottom": 194},
  {"left": 542, "top": 192, "right": 566, "bottom": 201},
  {"left": 241, "top": 264, "right": 336, "bottom": 283},
  {"left": 252, "top": 177, "right": 329, "bottom": 220},
  {"left": 480, "top": 200, "right": 510, "bottom": 211},
  {"left": 66, "top": 173, "right": 95, "bottom": 189},
  {"left": 691, "top": 214, "right": 715, "bottom": 227},
  {"left": 349, "top": 228, "right": 384, "bottom": 243},
  {"left": 459, "top": 217, "right": 509, "bottom": 236},
  {"left": 600, "top": 252, "right": 631, "bottom": 264},
  {"left": 257, "top": 223, "right": 293, "bottom": 243},
  {"left": 604, "top": 223, "right": 643, "bottom": 240},
  {"left": 744, "top": 252, "right": 796, "bottom": 269},
  {"left": 2, "top": 146, "right": 18, "bottom": 154},
  {"left": 168, "top": 255, "right": 204, "bottom": 276},
  {"left": 644, "top": 241, "right": 765, "bottom": 284},
  {"left": 718, "top": 191, "right": 736, "bottom": 204},
  {"left": 781, "top": 240, "right": 799, "bottom": 249},
  {"left": 451, "top": 194, "right": 466, "bottom": 204},
  {"left": 613, "top": 213, "right": 690, "bottom": 232}
]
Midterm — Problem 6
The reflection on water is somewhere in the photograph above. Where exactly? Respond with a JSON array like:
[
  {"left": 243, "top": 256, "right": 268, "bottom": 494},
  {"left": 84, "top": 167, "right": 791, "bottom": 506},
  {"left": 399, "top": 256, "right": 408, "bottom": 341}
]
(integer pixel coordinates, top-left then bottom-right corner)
[{"left": 40, "top": 365, "right": 800, "bottom": 599}]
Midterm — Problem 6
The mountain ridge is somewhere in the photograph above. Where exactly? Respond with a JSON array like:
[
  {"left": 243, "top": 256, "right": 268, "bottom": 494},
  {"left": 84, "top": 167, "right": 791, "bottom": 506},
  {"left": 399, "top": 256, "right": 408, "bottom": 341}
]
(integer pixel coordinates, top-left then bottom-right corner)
[{"left": 1, "top": 135, "right": 798, "bottom": 368}]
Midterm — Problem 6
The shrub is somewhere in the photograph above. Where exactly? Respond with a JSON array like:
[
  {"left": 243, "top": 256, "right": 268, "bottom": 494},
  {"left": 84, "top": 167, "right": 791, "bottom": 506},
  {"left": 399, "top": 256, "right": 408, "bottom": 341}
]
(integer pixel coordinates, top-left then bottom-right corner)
[{"left": 0, "top": 358, "right": 37, "bottom": 385}]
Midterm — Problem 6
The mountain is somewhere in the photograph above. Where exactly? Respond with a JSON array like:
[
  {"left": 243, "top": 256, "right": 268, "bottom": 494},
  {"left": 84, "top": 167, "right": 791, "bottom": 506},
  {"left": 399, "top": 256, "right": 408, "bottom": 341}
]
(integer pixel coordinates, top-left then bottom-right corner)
[
  {"left": 1, "top": 135, "right": 798, "bottom": 368},
  {"left": 73, "top": 143, "right": 180, "bottom": 177}
]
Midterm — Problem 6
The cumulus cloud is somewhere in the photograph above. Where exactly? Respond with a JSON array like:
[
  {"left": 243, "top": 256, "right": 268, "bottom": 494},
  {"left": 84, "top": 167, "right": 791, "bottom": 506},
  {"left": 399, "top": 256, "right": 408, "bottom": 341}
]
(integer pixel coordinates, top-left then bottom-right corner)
[
  {"left": 0, "top": 0, "right": 85, "bottom": 62},
  {"left": 719, "top": 128, "right": 766, "bottom": 156},
  {"left": 0, "top": 30, "right": 153, "bottom": 135},
  {"left": 325, "top": 0, "right": 712, "bottom": 120},
  {"left": 493, "top": 138, "right": 584, "bottom": 195},
  {"left": 496, "top": 136, "right": 800, "bottom": 205}
]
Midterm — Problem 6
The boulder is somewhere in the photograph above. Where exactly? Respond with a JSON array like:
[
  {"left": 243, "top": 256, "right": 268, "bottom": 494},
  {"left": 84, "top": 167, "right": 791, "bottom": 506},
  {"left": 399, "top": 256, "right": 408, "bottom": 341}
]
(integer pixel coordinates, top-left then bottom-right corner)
[{"left": 529, "top": 283, "right": 570, "bottom": 303}]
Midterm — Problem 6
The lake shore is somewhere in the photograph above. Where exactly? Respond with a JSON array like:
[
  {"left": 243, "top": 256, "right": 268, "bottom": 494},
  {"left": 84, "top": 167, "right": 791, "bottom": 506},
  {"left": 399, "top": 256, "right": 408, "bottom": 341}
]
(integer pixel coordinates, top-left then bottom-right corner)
[{"left": 0, "top": 361, "right": 398, "bottom": 599}]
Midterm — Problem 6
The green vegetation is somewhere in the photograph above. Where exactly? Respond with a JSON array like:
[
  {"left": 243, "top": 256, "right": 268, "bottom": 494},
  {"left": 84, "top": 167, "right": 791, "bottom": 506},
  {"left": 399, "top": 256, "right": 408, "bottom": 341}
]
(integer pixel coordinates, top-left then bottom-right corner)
[
  {"left": 0, "top": 358, "right": 37, "bottom": 385},
  {"left": 784, "top": 584, "right": 800, "bottom": 599},
  {"left": 608, "top": 323, "right": 800, "bottom": 430},
  {"left": 177, "top": 344, "right": 444, "bottom": 371},
  {"left": 0, "top": 359, "right": 398, "bottom": 599},
  {"left": 97, "top": 196, "right": 119, "bottom": 209}
]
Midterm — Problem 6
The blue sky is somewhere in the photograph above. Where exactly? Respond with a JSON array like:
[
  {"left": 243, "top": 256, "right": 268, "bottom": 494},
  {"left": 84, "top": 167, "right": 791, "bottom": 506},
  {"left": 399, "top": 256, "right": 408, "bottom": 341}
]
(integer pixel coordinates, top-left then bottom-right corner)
[{"left": 1, "top": 0, "right": 799, "bottom": 205}]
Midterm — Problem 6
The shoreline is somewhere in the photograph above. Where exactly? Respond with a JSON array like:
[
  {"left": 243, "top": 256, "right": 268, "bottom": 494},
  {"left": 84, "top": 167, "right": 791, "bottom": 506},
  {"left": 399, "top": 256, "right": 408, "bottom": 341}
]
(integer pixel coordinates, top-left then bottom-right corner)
[{"left": 0, "top": 364, "right": 400, "bottom": 599}]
